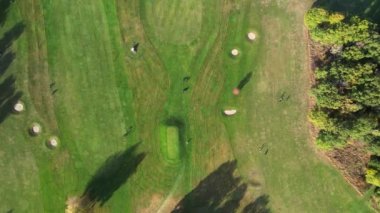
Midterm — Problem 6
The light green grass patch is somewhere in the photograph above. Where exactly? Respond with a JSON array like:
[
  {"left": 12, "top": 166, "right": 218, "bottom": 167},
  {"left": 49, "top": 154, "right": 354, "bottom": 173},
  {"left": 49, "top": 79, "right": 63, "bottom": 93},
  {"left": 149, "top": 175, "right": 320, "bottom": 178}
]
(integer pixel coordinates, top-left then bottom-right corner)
[
  {"left": 143, "top": 0, "right": 202, "bottom": 44},
  {"left": 166, "top": 126, "right": 180, "bottom": 160},
  {"left": 160, "top": 125, "right": 181, "bottom": 163}
]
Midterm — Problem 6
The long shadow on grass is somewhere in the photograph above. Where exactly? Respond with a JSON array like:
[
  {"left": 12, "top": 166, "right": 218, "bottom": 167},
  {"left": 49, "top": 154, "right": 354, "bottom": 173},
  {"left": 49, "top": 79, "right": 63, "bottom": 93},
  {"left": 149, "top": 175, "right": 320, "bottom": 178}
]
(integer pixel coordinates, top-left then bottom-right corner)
[
  {"left": 172, "top": 160, "right": 271, "bottom": 213},
  {"left": 242, "top": 194, "right": 270, "bottom": 213},
  {"left": 0, "top": 23, "right": 25, "bottom": 123},
  {"left": 81, "top": 143, "right": 146, "bottom": 208},
  {"left": 0, "top": 22, "right": 25, "bottom": 58},
  {"left": 0, "top": 0, "right": 12, "bottom": 26},
  {"left": 0, "top": 75, "right": 22, "bottom": 122},
  {"left": 313, "top": 0, "right": 380, "bottom": 23}
]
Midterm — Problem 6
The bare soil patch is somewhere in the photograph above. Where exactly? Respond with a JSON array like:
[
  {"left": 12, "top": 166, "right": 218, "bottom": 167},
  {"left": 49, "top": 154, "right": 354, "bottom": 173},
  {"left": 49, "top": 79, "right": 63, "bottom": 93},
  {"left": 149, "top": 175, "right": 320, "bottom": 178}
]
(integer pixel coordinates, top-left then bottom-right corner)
[
  {"left": 325, "top": 142, "right": 371, "bottom": 194},
  {"left": 138, "top": 194, "right": 162, "bottom": 213}
]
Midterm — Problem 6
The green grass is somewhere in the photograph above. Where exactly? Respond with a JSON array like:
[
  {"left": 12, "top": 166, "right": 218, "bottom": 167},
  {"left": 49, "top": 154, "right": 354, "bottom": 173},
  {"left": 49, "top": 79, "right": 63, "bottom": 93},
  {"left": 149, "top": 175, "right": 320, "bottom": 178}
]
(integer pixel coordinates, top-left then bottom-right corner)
[
  {"left": 0, "top": 0, "right": 376, "bottom": 212},
  {"left": 160, "top": 125, "right": 182, "bottom": 163}
]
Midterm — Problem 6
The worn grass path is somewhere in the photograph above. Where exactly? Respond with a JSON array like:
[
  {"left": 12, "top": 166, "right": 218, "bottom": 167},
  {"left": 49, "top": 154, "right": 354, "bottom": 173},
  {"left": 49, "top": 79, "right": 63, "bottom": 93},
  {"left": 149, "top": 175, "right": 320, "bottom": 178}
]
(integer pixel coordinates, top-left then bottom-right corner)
[{"left": 0, "top": 0, "right": 375, "bottom": 212}]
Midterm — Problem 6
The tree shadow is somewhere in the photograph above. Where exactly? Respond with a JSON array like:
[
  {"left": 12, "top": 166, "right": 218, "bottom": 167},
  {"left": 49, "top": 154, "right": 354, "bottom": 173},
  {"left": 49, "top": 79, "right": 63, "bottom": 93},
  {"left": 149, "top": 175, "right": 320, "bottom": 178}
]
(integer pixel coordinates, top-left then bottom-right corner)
[
  {"left": 81, "top": 143, "right": 146, "bottom": 208},
  {"left": 237, "top": 72, "right": 253, "bottom": 91},
  {"left": 0, "top": 22, "right": 25, "bottom": 123},
  {"left": 243, "top": 195, "right": 271, "bottom": 213},
  {"left": 0, "top": 22, "right": 25, "bottom": 56},
  {"left": 313, "top": 0, "right": 380, "bottom": 23},
  {"left": 172, "top": 160, "right": 271, "bottom": 213},
  {"left": 0, "top": 0, "right": 12, "bottom": 26},
  {"left": 0, "top": 51, "right": 15, "bottom": 75},
  {"left": 0, "top": 75, "right": 22, "bottom": 122}
]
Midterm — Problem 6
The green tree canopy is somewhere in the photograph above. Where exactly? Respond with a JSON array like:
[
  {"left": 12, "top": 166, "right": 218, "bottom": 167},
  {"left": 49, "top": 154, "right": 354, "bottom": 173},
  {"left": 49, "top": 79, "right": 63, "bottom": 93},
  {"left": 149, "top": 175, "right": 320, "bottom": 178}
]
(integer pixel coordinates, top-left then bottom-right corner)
[{"left": 306, "top": 7, "right": 380, "bottom": 188}]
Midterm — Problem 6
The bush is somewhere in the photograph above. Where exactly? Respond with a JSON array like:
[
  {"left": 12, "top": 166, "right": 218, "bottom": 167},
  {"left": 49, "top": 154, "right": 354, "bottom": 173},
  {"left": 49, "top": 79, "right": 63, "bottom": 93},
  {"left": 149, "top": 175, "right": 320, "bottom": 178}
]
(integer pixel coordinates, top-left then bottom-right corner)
[
  {"left": 308, "top": 108, "right": 338, "bottom": 132},
  {"left": 304, "top": 8, "right": 329, "bottom": 29},
  {"left": 305, "top": 8, "right": 374, "bottom": 45},
  {"left": 328, "top": 13, "right": 345, "bottom": 24},
  {"left": 366, "top": 169, "right": 380, "bottom": 187},
  {"left": 316, "top": 131, "right": 347, "bottom": 150},
  {"left": 369, "top": 156, "right": 380, "bottom": 171}
]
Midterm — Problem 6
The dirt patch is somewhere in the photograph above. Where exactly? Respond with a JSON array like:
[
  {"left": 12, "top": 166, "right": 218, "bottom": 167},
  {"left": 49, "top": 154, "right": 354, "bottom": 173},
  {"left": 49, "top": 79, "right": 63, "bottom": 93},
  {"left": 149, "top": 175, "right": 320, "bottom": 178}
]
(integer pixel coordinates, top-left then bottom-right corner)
[
  {"left": 138, "top": 194, "right": 162, "bottom": 213},
  {"left": 157, "top": 196, "right": 179, "bottom": 213},
  {"left": 65, "top": 196, "right": 82, "bottom": 213},
  {"left": 138, "top": 193, "right": 179, "bottom": 213},
  {"left": 325, "top": 142, "right": 371, "bottom": 193},
  {"left": 304, "top": 28, "right": 319, "bottom": 143}
]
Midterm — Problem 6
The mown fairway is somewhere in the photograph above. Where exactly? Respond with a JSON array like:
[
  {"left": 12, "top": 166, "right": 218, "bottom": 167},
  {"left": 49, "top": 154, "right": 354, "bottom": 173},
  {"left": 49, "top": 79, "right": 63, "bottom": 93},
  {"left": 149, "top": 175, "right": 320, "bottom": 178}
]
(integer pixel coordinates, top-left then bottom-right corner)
[{"left": 0, "top": 0, "right": 375, "bottom": 212}]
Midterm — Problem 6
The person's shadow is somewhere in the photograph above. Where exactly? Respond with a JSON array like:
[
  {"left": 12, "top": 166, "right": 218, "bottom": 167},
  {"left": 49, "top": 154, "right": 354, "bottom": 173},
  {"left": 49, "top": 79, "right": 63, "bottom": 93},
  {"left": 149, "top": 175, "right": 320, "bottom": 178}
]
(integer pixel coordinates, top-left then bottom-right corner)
[
  {"left": 80, "top": 143, "right": 146, "bottom": 208},
  {"left": 172, "top": 160, "right": 271, "bottom": 213}
]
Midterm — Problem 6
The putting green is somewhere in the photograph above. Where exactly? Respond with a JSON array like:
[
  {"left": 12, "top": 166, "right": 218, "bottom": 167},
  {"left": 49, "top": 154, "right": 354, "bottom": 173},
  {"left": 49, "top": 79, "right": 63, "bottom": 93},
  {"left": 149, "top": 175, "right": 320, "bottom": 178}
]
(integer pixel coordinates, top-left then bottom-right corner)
[{"left": 160, "top": 125, "right": 182, "bottom": 162}]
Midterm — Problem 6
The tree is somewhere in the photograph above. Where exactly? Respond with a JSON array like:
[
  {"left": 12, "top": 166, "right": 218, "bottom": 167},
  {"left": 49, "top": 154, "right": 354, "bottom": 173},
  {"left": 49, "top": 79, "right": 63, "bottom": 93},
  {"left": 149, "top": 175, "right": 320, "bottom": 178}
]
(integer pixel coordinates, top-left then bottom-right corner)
[
  {"left": 312, "top": 82, "right": 345, "bottom": 110},
  {"left": 304, "top": 8, "right": 329, "bottom": 29},
  {"left": 328, "top": 13, "right": 345, "bottom": 24},
  {"left": 316, "top": 130, "right": 346, "bottom": 149},
  {"left": 305, "top": 8, "right": 374, "bottom": 45},
  {"left": 309, "top": 108, "right": 338, "bottom": 132},
  {"left": 306, "top": 7, "right": 380, "bottom": 188}
]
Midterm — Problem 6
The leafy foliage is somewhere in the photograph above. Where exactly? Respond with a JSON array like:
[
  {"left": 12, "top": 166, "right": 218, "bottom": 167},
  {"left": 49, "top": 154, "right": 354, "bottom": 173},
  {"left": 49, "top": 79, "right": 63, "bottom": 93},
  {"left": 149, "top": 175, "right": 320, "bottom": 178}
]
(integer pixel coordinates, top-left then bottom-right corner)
[
  {"left": 305, "top": 8, "right": 375, "bottom": 45},
  {"left": 367, "top": 156, "right": 380, "bottom": 187},
  {"left": 366, "top": 169, "right": 380, "bottom": 187},
  {"left": 306, "top": 8, "right": 380, "bottom": 187}
]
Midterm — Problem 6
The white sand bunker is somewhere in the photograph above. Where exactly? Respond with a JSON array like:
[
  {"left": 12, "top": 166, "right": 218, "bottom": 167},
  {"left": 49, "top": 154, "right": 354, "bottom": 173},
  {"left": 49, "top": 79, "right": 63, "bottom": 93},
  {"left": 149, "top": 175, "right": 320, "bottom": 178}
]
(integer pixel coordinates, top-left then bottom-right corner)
[
  {"left": 224, "top": 109, "right": 237, "bottom": 116},
  {"left": 30, "top": 123, "right": 42, "bottom": 135},
  {"left": 247, "top": 32, "right": 256, "bottom": 41},
  {"left": 231, "top": 49, "right": 239, "bottom": 56},
  {"left": 131, "top": 47, "right": 137, "bottom": 54},
  {"left": 47, "top": 136, "right": 59, "bottom": 149},
  {"left": 13, "top": 101, "right": 24, "bottom": 113}
]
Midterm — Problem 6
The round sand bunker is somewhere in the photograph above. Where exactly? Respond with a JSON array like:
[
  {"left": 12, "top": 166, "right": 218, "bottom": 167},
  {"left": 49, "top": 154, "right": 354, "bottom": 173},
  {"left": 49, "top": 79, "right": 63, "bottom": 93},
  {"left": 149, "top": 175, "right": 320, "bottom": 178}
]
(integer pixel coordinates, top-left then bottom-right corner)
[
  {"left": 231, "top": 49, "right": 239, "bottom": 56},
  {"left": 46, "top": 136, "right": 59, "bottom": 149},
  {"left": 13, "top": 101, "right": 24, "bottom": 113},
  {"left": 247, "top": 32, "right": 256, "bottom": 41},
  {"left": 30, "top": 123, "right": 42, "bottom": 136}
]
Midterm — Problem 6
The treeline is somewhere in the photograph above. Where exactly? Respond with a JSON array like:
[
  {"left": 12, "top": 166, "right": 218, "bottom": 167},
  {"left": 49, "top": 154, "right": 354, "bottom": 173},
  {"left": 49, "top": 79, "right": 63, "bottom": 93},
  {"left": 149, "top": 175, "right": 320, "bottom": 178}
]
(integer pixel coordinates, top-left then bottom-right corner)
[{"left": 305, "top": 8, "right": 380, "bottom": 189}]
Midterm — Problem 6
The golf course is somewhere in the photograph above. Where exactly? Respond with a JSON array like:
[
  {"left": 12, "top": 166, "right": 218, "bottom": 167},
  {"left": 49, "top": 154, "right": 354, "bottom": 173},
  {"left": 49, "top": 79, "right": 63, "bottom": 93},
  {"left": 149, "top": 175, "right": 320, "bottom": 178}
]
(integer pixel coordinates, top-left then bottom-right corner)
[{"left": 0, "top": 0, "right": 376, "bottom": 212}]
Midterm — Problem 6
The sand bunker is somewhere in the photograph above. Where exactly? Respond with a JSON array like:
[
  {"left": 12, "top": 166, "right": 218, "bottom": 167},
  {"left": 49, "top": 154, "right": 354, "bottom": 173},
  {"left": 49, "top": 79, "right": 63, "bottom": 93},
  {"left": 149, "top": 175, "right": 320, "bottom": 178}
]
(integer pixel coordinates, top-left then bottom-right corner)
[
  {"left": 231, "top": 49, "right": 239, "bottom": 56},
  {"left": 30, "top": 123, "right": 42, "bottom": 135},
  {"left": 248, "top": 32, "right": 256, "bottom": 41},
  {"left": 13, "top": 101, "right": 24, "bottom": 113},
  {"left": 47, "top": 136, "right": 59, "bottom": 149},
  {"left": 224, "top": 109, "right": 237, "bottom": 116}
]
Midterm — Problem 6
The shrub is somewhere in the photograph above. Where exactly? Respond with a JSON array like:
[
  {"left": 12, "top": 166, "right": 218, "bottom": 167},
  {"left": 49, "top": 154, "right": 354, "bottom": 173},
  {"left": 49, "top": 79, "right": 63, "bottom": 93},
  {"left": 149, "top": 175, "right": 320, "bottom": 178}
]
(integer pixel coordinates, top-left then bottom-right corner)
[
  {"left": 305, "top": 8, "right": 329, "bottom": 29},
  {"left": 316, "top": 131, "right": 347, "bottom": 150},
  {"left": 366, "top": 169, "right": 380, "bottom": 187}
]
